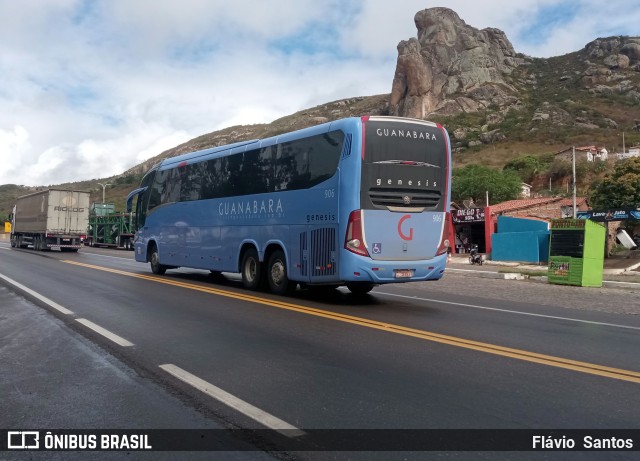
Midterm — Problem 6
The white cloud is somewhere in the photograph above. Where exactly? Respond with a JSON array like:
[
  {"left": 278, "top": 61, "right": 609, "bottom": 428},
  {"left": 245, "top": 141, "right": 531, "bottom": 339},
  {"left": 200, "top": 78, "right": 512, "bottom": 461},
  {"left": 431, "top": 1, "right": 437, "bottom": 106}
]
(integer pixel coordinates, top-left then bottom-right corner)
[
  {"left": 0, "top": 0, "right": 638, "bottom": 186},
  {"left": 0, "top": 125, "right": 32, "bottom": 181}
]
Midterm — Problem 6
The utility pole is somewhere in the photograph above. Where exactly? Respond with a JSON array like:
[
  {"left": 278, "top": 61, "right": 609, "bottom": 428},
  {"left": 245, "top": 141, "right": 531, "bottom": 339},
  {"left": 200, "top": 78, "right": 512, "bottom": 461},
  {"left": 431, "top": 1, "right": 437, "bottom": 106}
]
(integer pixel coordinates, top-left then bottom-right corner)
[
  {"left": 97, "top": 182, "right": 112, "bottom": 203},
  {"left": 572, "top": 146, "right": 577, "bottom": 218}
]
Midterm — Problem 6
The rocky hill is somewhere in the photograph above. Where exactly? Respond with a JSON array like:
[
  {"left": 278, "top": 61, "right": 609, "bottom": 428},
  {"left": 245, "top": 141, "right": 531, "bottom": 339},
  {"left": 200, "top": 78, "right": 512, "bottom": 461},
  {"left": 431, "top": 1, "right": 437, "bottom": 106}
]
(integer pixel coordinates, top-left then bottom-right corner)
[
  {"left": 120, "top": 7, "right": 640, "bottom": 179},
  {"left": 127, "top": 8, "right": 640, "bottom": 174},
  {"left": 1, "top": 7, "right": 639, "bottom": 219}
]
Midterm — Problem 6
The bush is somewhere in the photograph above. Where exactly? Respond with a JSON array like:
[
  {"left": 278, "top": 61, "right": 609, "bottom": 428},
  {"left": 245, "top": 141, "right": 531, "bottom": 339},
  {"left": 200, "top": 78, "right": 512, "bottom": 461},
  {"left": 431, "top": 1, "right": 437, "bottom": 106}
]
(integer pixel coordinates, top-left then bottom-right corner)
[
  {"left": 503, "top": 155, "right": 543, "bottom": 183},
  {"left": 549, "top": 159, "right": 572, "bottom": 179}
]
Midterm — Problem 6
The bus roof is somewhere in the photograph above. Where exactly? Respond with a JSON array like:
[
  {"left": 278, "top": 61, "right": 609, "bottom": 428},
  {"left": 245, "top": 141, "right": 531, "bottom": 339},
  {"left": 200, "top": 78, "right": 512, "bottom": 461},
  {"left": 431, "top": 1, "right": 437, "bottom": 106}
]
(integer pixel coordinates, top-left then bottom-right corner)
[
  {"left": 157, "top": 117, "right": 358, "bottom": 170},
  {"left": 161, "top": 139, "right": 260, "bottom": 168},
  {"left": 155, "top": 116, "right": 438, "bottom": 171}
]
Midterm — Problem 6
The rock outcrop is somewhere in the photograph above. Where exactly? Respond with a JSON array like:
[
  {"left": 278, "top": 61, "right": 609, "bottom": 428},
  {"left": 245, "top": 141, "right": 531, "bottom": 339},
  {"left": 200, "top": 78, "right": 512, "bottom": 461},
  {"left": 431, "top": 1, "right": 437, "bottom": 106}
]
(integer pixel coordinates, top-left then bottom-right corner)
[
  {"left": 390, "top": 7, "right": 525, "bottom": 119},
  {"left": 586, "top": 37, "right": 640, "bottom": 66},
  {"left": 582, "top": 37, "right": 640, "bottom": 102}
]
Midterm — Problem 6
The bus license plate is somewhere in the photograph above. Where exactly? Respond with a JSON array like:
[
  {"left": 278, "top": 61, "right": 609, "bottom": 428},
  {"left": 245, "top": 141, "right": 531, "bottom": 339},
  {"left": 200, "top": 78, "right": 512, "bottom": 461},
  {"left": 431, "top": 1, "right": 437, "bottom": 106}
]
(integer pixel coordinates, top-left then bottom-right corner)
[{"left": 394, "top": 270, "right": 414, "bottom": 279}]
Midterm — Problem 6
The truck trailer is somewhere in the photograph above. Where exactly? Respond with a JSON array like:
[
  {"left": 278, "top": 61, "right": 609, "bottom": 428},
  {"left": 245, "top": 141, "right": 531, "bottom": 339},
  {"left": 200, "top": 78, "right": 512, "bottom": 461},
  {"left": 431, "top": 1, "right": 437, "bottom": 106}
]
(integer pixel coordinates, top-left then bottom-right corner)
[
  {"left": 85, "top": 202, "right": 135, "bottom": 250},
  {"left": 10, "top": 189, "right": 90, "bottom": 252}
]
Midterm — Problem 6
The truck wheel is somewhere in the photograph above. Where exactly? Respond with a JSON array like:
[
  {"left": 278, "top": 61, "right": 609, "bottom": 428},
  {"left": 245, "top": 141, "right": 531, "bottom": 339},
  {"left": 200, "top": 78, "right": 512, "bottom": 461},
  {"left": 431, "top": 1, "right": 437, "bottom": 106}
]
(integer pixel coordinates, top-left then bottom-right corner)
[
  {"left": 241, "top": 248, "right": 262, "bottom": 290},
  {"left": 149, "top": 244, "right": 166, "bottom": 275},
  {"left": 267, "top": 249, "right": 296, "bottom": 295},
  {"left": 35, "top": 235, "right": 46, "bottom": 251}
]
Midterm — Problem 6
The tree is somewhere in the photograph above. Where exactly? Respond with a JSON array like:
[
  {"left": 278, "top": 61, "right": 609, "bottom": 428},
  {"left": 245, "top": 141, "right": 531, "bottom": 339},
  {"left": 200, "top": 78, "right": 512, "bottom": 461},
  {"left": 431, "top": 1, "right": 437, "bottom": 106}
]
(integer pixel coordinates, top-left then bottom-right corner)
[
  {"left": 503, "top": 155, "right": 543, "bottom": 183},
  {"left": 452, "top": 164, "right": 522, "bottom": 205},
  {"left": 589, "top": 157, "right": 640, "bottom": 209}
]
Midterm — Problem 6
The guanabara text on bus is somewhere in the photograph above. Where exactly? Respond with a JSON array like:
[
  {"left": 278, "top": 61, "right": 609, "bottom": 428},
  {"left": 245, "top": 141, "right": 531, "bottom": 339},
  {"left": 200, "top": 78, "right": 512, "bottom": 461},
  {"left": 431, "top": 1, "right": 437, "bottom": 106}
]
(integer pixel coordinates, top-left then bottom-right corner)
[{"left": 126, "top": 116, "right": 452, "bottom": 295}]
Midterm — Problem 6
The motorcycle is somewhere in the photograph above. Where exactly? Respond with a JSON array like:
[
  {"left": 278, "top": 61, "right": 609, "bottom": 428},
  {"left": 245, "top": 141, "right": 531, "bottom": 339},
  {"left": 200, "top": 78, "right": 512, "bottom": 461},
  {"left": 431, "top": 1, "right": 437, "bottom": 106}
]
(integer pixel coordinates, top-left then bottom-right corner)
[{"left": 468, "top": 244, "right": 483, "bottom": 265}]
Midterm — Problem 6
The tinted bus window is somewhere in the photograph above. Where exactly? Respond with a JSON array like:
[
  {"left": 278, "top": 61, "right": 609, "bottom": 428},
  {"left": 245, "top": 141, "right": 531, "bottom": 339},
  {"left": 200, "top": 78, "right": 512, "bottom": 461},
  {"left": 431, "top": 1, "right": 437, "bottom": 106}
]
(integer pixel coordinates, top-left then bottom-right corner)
[
  {"left": 181, "top": 162, "right": 205, "bottom": 202},
  {"left": 137, "top": 170, "right": 156, "bottom": 226},
  {"left": 361, "top": 120, "right": 446, "bottom": 212},
  {"left": 243, "top": 147, "right": 274, "bottom": 195},
  {"left": 149, "top": 131, "right": 343, "bottom": 207},
  {"left": 276, "top": 131, "right": 344, "bottom": 191}
]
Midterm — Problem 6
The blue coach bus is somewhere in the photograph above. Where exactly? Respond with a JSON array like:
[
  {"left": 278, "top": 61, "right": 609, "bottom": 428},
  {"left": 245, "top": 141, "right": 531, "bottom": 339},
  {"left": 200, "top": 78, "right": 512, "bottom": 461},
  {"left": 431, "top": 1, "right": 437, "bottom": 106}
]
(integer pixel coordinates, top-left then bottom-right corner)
[{"left": 126, "top": 116, "right": 451, "bottom": 295}]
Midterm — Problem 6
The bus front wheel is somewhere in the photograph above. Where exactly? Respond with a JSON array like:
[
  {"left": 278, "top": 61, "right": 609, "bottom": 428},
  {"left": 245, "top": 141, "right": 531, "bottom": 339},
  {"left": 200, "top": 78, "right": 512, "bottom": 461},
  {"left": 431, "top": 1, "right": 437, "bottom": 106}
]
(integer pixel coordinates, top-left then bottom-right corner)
[
  {"left": 267, "top": 249, "right": 295, "bottom": 295},
  {"left": 241, "top": 248, "right": 262, "bottom": 290},
  {"left": 149, "top": 244, "right": 167, "bottom": 275}
]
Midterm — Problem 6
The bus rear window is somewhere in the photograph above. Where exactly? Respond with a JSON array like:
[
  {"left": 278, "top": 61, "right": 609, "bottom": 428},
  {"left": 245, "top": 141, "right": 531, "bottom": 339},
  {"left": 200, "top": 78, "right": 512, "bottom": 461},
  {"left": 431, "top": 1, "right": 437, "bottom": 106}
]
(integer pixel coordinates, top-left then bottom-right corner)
[{"left": 361, "top": 120, "right": 447, "bottom": 211}]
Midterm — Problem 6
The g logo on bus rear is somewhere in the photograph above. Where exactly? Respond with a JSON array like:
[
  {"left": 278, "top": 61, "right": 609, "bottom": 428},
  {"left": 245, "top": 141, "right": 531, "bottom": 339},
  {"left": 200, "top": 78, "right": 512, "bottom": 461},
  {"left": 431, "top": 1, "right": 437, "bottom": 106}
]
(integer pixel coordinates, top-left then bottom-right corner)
[{"left": 398, "top": 214, "right": 413, "bottom": 241}]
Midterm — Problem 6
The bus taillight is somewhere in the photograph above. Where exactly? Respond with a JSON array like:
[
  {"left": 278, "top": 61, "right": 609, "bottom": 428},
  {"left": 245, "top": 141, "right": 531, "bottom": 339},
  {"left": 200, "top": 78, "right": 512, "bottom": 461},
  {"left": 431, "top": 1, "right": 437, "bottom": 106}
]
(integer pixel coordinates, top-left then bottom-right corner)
[
  {"left": 345, "top": 210, "right": 370, "bottom": 257},
  {"left": 436, "top": 235, "right": 450, "bottom": 256}
]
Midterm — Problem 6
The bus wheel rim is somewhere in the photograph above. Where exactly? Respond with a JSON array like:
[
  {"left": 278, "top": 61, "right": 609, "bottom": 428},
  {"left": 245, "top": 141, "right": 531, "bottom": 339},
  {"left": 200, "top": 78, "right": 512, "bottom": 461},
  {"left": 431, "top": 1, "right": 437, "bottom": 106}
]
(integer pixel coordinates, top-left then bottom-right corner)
[
  {"left": 246, "top": 258, "right": 257, "bottom": 282},
  {"left": 271, "top": 260, "right": 285, "bottom": 285}
]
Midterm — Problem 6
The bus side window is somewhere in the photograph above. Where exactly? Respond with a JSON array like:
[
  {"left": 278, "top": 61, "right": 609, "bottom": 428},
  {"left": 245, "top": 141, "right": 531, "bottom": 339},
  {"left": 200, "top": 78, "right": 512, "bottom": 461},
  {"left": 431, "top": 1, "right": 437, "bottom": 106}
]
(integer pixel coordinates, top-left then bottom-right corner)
[
  {"left": 136, "top": 170, "right": 157, "bottom": 228},
  {"left": 136, "top": 195, "right": 146, "bottom": 229}
]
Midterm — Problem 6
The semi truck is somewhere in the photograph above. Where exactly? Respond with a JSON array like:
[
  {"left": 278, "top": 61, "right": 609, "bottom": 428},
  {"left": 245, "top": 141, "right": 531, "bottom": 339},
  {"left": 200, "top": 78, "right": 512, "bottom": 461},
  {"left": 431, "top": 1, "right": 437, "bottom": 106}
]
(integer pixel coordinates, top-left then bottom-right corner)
[{"left": 9, "top": 189, "right": 90, "bottom": 252}]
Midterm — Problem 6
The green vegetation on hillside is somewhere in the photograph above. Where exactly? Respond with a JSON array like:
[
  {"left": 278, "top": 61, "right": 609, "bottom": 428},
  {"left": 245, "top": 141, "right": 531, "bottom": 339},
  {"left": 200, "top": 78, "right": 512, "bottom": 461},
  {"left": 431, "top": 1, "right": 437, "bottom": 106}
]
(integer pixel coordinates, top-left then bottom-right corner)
[
  {"left": 452, "top": 165, "right": 522, "bottom": 205},
  {"left": 589, "top": 157, "right": 640, "bottom": 209}
]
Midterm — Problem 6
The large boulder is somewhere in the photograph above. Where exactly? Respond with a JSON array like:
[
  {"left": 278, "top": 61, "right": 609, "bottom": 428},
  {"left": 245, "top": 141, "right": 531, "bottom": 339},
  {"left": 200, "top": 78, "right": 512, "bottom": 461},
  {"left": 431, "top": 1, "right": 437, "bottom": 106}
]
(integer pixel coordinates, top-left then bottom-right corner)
[
  {"left": 389, "top": 7, "right": 524, "bottom": 119},
  {"left": 621, "top": 42, "right": 640, "bottom": 62}
]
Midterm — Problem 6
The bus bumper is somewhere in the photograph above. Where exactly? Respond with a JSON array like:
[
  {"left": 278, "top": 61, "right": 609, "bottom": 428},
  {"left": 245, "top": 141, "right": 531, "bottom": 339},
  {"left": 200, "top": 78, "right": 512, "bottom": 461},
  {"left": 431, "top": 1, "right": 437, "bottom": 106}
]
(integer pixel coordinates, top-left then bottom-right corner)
[{"left": 345, "top": 253, "right": 448, "bottom": 284}]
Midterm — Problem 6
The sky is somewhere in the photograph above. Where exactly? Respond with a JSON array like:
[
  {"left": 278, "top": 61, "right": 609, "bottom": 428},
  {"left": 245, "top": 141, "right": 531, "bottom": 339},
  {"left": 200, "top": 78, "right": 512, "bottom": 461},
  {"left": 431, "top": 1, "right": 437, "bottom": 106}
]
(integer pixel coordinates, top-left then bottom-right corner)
[{"left": 1, "top": 0, "right": 639, "bottom": 187}]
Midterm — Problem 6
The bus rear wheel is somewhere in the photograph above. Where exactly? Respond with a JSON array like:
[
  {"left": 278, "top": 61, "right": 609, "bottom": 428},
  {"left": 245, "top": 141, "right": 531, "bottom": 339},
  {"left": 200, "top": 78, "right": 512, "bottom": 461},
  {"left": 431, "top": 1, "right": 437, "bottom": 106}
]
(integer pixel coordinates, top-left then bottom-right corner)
[
  {"left": 149, "top": 244, "right": 166, "bottom": 275},
  {"left": 346, "top": 282, "right": 375, "bottom": 295},
  {"left": 267, "top": 249, "right": 295, "bottom": 295},
  {"left": 241, "top": 248, "right": 262, "bottom": 290}
]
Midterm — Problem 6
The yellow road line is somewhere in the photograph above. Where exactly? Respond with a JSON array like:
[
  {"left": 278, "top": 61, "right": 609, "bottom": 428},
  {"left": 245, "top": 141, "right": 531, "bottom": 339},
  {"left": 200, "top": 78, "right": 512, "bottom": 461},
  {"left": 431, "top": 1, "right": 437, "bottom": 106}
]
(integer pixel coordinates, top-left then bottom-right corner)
[{"left": 62, "top": 259, "right": 640, "bottom": 384}]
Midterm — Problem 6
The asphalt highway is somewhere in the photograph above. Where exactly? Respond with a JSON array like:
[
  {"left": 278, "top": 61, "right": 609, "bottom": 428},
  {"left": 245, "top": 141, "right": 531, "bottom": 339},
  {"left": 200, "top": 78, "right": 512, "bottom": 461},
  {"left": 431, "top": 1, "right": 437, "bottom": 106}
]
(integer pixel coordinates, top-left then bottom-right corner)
[{"left": 1, "top": 241, "right": 640, "bottom": 460}]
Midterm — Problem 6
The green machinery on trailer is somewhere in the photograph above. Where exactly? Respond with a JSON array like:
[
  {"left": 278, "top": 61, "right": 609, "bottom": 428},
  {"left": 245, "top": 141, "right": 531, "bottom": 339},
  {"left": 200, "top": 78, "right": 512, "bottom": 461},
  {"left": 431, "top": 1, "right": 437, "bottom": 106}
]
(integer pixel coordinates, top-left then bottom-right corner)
[
  {"left": 86, "top": 203, "right": 135, "bottom": 250},
  {"left": 547, "top": 218, "right": 605, "bottom": 287}
]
